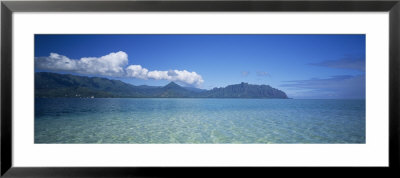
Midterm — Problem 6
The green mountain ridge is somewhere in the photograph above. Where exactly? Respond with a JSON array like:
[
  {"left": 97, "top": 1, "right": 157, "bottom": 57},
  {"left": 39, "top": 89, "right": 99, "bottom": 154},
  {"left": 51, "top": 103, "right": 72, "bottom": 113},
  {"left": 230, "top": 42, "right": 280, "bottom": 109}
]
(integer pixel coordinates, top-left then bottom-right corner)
[{"left": 35, "top": 72, "right": 289, "bottom": 98}]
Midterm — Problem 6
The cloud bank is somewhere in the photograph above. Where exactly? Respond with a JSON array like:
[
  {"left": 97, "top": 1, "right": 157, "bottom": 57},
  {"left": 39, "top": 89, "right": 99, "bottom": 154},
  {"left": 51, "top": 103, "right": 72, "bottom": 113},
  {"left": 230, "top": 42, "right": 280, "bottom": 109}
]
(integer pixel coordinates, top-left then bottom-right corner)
[
  {"left": 287, "top": 56, "right": 366, "bottom": 98},
  {"left": 281, "top": 75, "right": 365, "bottom": 99},
  {"left": 35, "top": 51, "right": 204, "bottom": 87},
  {"left": 309, "top": 57, "right": 365, "bottom": 71}
]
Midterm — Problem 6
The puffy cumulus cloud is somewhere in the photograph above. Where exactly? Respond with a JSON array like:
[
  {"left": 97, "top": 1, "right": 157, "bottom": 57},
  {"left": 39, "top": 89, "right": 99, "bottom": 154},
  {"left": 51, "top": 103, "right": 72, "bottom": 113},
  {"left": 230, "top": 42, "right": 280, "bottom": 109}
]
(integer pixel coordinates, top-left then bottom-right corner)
[
  {"left": 126, "top": 65, "right": 204, "bottom": 87},
  {"left": 165, "top": 70, "right": 204, "bottom": 86},
  {"left": 36, "top": 51, "right": 204, "bottom": 87},
  {"left": 35, "top": 51, "right": 128, "bottom": 77},
  {"left": 125, "top": 65, "right": 149, "bottom": 79}
]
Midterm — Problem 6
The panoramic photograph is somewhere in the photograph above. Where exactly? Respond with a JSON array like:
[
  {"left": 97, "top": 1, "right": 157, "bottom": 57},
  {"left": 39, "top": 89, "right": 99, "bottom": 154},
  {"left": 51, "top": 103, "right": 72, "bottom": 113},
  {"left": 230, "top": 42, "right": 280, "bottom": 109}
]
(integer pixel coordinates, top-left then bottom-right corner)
[{"left": 34, "top": 34, "right": 365, "bottom": 144}]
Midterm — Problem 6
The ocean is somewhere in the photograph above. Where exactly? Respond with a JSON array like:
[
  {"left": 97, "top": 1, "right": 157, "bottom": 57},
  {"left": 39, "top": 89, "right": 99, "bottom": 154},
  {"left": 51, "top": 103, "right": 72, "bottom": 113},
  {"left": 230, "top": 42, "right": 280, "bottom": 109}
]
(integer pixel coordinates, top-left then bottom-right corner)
[{"left": 35, "top": 98, "right": 365, "bottom": 144}]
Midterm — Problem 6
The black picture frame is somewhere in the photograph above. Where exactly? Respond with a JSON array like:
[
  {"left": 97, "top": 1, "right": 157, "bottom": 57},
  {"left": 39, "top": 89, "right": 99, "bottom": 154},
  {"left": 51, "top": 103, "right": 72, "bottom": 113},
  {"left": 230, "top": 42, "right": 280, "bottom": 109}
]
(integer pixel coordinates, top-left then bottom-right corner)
[{"left": 1, "top": 0, "right": 399, "bottom": 177}]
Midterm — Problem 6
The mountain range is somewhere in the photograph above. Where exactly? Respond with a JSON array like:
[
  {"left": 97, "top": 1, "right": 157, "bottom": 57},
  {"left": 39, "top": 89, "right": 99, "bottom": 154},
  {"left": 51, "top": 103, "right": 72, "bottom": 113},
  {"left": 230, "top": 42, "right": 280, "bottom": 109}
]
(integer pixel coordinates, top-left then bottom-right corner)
[{"left": 35, "top": 72, "right": 288, "bottom": 98}]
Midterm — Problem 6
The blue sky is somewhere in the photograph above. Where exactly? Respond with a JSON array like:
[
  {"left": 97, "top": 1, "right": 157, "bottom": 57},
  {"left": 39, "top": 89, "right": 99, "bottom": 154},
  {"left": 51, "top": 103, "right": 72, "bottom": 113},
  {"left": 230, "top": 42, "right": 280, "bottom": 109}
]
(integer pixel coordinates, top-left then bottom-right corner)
[{"left": 35, "top": 34, "right": 365, "bottom": 99}]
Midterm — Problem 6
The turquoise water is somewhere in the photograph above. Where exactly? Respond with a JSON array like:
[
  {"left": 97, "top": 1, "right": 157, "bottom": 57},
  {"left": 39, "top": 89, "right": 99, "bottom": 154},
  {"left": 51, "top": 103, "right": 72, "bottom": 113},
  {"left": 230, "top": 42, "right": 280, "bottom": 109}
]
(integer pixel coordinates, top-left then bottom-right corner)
[{"left": 35, "top": 98, "right": 365, "bottom": 144}]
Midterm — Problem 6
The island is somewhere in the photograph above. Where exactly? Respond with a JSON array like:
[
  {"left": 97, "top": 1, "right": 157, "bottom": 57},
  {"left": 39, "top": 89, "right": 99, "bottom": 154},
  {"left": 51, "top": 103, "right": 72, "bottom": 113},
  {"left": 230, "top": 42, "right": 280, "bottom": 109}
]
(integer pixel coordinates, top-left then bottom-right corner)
[{"left": 35, "top": 72, "right": 289, "bottom": 99}]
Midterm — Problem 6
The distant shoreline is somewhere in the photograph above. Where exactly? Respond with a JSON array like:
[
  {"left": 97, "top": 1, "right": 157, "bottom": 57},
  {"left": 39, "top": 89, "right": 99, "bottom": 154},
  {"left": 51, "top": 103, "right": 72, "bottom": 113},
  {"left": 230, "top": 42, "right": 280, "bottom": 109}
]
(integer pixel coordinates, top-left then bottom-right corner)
[{"left": 35, "top": 72, "right": 289, "bottom": 99}]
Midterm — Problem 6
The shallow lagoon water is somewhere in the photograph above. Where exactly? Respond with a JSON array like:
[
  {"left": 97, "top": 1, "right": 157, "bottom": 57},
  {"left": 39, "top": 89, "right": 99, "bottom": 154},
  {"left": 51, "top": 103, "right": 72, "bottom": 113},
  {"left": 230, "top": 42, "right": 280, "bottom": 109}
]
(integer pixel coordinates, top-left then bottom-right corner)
[{"left": 35, "top": 98, "right": 365, "bottom": 143}]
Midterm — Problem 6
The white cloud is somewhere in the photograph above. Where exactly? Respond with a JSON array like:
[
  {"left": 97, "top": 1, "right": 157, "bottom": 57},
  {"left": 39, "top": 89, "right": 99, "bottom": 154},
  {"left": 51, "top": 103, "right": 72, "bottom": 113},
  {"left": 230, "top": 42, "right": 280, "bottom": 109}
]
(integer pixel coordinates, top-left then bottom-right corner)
[
  {"left": 125, "top": 65, "right": 149, "bottom": 79},
  {"left": 167, "top": 70, "right": 204, "bottom": 86},
  {"left": 147, "top": 70, "right": 169, "bottom": 80},
  {"left": 126, "top": 65, "right": 204, "bottom": 87},
  {"left": 35, "top": 51, "right": 128, "bottom": 77},
  {"left": 36, "top": 51, "right": 204, "bottom": 87}
]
